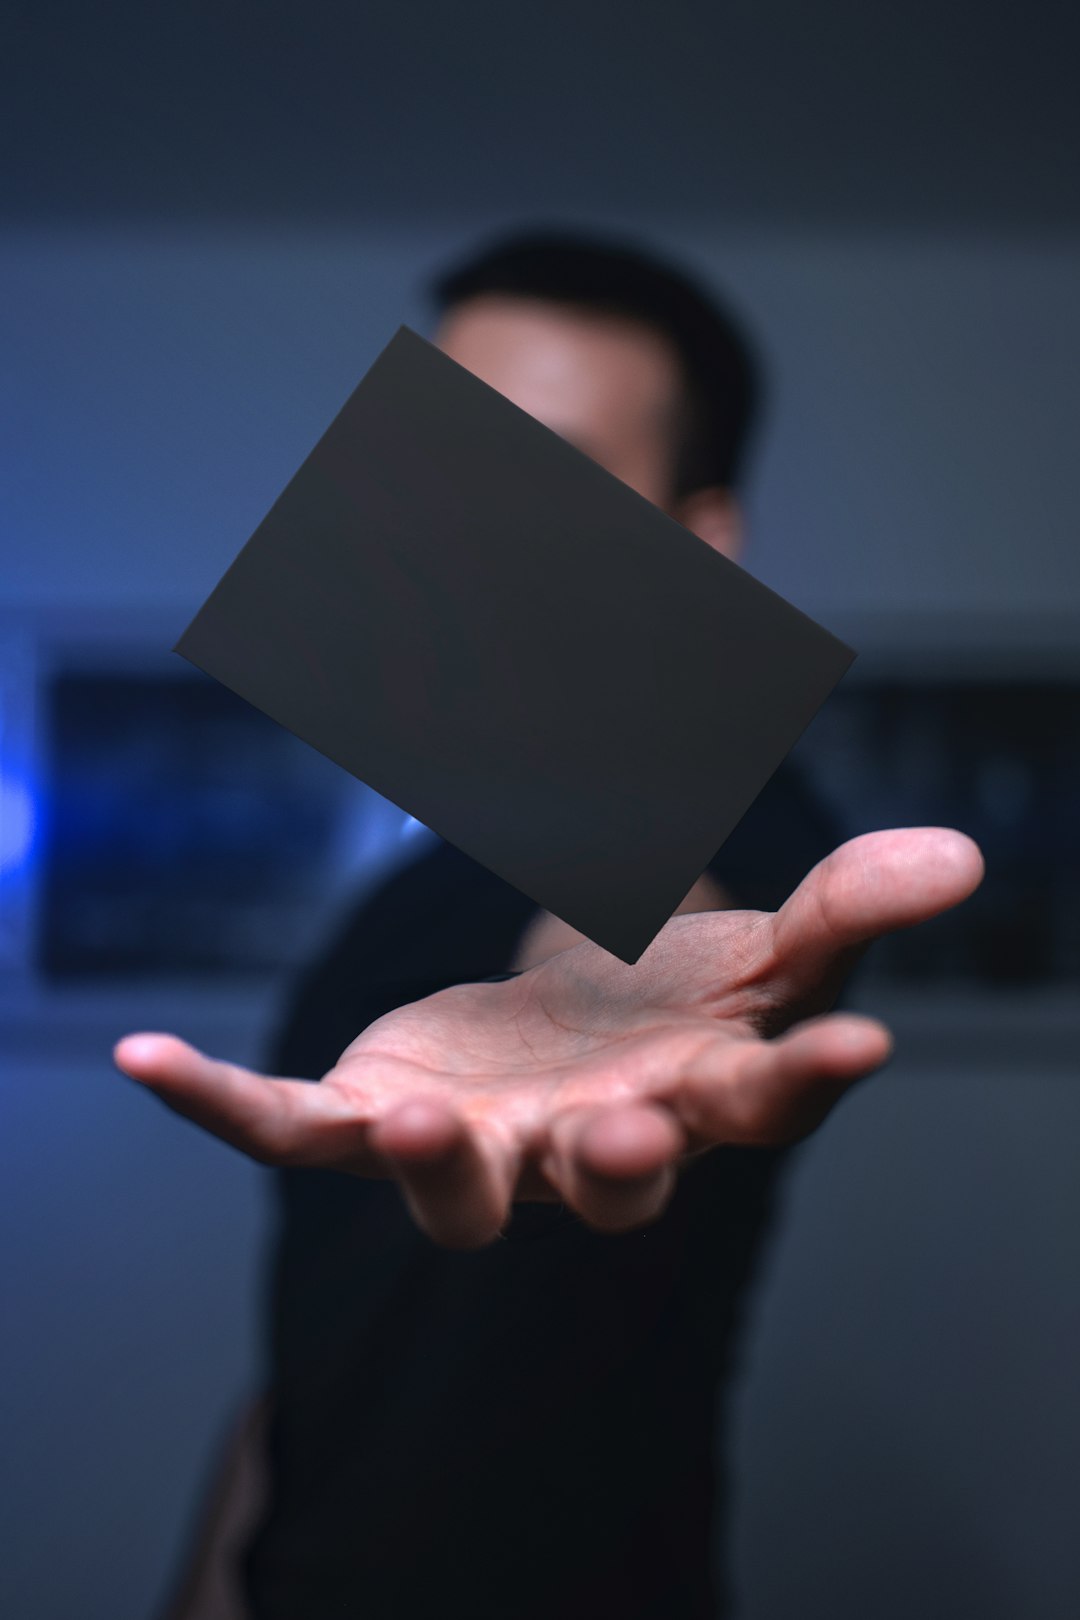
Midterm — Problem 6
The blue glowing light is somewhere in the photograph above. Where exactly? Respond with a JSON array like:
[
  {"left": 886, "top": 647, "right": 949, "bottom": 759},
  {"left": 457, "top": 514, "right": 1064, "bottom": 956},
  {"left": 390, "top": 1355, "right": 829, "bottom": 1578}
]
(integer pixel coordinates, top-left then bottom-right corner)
[{"left": 0, "top": 774, "right": 36, "bottom": 878}]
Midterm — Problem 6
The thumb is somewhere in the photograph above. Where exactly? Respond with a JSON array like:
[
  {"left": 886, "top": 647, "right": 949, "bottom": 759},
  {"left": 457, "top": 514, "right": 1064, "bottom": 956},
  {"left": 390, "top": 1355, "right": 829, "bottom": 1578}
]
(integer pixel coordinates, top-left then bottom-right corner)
[{"left": 765, "top": 826, "right": 985, "bottom": 1008}]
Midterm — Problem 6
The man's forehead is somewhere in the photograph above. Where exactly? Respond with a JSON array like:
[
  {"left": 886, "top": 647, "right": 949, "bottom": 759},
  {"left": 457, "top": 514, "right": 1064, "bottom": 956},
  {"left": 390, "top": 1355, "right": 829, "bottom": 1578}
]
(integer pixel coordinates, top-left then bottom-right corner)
[
  {"left": 434, "top": 295, "right": 682, "bottom": 433},
  {"left": 434, "top": 296, "right": 676, "bottom": 383}
]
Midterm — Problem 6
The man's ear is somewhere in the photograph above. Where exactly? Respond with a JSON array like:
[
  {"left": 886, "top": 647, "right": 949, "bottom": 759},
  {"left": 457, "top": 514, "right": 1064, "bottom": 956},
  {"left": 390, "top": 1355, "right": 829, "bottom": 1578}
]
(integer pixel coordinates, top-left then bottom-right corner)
[{"left": 673, "top": 488, "right": 743, "bottom": 562}]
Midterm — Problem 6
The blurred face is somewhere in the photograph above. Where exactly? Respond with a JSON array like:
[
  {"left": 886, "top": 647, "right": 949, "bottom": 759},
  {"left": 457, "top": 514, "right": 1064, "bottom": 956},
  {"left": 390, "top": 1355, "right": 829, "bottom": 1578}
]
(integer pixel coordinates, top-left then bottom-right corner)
[
  {"left": 435, "top": 295, "right": 740, "bottom": 549},
  {"left": 435, "top": 295, "right": 742, "bottom": 559}
]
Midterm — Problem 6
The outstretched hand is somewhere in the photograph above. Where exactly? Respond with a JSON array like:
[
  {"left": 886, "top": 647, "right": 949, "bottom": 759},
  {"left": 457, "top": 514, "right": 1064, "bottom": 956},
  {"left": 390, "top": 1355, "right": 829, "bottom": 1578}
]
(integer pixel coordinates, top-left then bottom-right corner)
[{"left": 114, "top": 828, "right": 983, "bottom": 1248}]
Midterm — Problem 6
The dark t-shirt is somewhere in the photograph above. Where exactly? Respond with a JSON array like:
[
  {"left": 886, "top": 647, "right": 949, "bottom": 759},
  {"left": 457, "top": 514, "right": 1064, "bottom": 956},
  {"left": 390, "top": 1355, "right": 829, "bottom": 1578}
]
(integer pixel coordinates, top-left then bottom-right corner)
[{"left": 241, "top": 760, "right": 844, "bottom": 1620}]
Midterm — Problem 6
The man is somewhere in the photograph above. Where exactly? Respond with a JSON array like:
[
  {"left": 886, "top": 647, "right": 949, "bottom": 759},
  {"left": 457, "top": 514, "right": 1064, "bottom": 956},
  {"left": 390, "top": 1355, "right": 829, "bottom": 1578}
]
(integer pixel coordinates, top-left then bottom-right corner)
[{"left": 117, "top": 230, "right": 984, "bottom": 1618}]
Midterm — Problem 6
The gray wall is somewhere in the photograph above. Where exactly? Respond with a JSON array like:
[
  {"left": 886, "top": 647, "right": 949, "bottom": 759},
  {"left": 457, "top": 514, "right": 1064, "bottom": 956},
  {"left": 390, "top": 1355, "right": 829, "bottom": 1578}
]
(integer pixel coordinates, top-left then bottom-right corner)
[{"left": 5, "top": 224, "right": 1080, "bottom": 627}]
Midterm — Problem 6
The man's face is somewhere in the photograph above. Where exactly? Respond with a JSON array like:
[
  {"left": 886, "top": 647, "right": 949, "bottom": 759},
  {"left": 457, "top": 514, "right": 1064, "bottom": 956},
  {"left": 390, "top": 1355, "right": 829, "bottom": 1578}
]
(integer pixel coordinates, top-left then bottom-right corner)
[
  {"left": 435, "top": 293, "right": 742, "bottom": 561},
  {"left": 434, "top": 294, "right": 688, "bottom": 511}
]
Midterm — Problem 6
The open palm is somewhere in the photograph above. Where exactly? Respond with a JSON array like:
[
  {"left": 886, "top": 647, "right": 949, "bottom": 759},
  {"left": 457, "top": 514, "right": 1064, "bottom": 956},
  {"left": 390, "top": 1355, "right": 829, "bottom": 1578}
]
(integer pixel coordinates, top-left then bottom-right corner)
[{"left": 114, "top": 827, "right": 984, "bottom": 1247}]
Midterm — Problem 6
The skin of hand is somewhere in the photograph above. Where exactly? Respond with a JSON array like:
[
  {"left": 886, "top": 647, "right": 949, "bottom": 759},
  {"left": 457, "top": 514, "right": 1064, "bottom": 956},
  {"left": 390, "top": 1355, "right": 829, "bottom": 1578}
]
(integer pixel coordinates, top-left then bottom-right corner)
[{"left": 113, "top": 827, "right": 984, "bottom": 1250}]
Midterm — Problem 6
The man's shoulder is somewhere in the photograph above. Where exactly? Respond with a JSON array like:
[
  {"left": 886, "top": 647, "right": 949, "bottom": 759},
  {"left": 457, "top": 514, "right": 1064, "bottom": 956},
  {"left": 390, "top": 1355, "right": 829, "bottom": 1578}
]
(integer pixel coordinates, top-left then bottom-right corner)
[{"left": 326, "top": 834, "right": 526, "bottom": 961}]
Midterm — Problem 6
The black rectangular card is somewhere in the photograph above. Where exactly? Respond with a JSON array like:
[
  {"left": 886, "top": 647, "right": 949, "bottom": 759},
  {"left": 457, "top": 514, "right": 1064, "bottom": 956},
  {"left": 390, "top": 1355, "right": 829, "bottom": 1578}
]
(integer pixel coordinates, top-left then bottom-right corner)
[{"left": 175, "top": 325, "right": 854, "bottom": 963}]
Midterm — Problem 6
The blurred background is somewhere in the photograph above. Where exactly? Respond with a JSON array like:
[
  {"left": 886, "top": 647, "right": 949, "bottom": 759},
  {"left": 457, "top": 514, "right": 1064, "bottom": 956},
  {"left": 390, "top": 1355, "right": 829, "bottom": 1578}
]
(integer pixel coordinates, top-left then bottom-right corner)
[{"left": 2, "top": 2, "right": 1078, "bottom": 1615}]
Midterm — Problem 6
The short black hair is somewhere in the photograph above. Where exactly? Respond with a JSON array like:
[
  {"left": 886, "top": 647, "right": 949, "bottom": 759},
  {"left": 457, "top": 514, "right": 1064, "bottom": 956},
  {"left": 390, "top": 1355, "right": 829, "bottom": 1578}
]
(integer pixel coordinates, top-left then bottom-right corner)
[{"left": 429, "top": 227, "right": 763, "bottom": 498}]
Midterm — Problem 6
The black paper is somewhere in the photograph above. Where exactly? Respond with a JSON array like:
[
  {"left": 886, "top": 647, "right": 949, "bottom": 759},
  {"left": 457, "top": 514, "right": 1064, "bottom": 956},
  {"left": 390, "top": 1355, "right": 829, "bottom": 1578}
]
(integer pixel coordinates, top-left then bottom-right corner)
[{"left": 175, "top": 325, "right": 855, "bottom": 963}]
